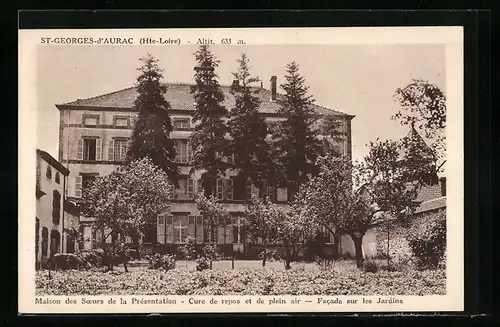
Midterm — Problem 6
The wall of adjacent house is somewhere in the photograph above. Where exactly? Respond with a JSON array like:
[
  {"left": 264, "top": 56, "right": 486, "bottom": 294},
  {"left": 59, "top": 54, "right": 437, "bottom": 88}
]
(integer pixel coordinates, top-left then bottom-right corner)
[{"left": 36, "top": 157, "right": 65, "bottom": 266}]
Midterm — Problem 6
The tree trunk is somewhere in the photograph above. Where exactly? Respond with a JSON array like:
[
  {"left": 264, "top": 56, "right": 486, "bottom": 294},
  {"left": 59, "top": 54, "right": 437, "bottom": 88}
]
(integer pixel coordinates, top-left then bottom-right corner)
[
  {"left": 262, "top": 242, "right": 267, "bottom": 267},
  {"left": 284, "top": 245, "right": 292, "bottom": 270},
  {"left": 332, "top": 233, "right": 340, "bottom": 259},
  {"left": 351, "top": 234, "right": 364, "bottom": 268}
]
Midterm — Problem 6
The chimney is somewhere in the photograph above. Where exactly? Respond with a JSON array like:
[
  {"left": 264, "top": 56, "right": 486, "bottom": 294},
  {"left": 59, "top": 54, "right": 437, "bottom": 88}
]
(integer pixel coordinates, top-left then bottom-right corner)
[
  {"left": 232, "top": 79, "right": 239, "bottom": 88},
  {"left": 439, "top": 177, "right": 446, "bottom": 196},
  {"left": 270, "top": 76, "right": 277, "bottom": 101}
]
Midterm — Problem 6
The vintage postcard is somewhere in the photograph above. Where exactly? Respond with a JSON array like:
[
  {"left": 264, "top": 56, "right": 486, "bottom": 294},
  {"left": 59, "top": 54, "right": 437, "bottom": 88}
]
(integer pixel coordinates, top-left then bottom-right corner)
[{"left": 19, "top": 27, "right": 464, "bottom": 314}]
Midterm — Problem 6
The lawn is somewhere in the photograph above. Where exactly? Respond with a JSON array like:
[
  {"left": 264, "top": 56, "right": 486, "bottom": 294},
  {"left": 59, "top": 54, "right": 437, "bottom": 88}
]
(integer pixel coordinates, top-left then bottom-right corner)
[{"left": 36, "top": 259, "right": 446, "bottom": 296}]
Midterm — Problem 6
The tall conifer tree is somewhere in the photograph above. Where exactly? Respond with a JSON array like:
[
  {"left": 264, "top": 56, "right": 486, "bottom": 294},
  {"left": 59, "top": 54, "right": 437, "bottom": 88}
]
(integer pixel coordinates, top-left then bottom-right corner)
[
  {"left": 126, "top": 54, "right": 179, "bottom": 184},
  {"left": 271, "top": 61, "right": 322, "bottom": 199},
  {"left": 228, "top": 54, "right": 271, "bottom": 188},
  {"left": 190, "top": 45, "right": 230, "bottom": 193}
]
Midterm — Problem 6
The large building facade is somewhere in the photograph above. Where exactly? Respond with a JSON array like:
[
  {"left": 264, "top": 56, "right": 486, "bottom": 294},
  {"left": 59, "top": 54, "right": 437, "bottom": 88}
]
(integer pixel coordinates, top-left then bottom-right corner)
[{"left": 56, "top": 78, "right": 354, "bottom": 255}]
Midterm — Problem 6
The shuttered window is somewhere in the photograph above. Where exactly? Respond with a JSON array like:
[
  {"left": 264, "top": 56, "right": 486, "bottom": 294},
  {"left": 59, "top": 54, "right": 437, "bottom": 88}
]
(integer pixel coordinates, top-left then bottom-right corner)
[
  {"left": 187, "top": 178, "right": 195, "bottom": 200},
  {"left": 157, "top": 214, "right": 166, "bottom": 244},
  {"left": 75, "top": 176, "right": 83, "bottom": 198}
]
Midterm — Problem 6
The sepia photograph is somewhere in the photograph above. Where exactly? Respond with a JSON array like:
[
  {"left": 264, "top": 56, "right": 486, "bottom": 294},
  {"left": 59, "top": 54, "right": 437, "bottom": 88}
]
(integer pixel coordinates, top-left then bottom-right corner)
[{"left": 19, "top": 27, "right": 463, "bottom": 313}]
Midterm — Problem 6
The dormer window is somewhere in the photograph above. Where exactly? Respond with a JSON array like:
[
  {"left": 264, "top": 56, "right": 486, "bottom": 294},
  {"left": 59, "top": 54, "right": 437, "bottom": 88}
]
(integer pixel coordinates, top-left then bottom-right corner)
[
  {"left": 83, "top": 115, "right": 99, "bottom": 127},
  {"left": 173, "top": 118, "right": 190, "bottom": 130}
]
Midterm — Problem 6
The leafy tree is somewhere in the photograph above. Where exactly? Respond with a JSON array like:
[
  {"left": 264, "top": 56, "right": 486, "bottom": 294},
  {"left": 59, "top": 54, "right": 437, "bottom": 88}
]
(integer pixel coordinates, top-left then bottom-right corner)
[
  {"left": 244, "top": 195, "right": 314, "bottom": 269},
  {"left": 299, "top": 140, "right": 425, "bottom": 268},
  {"left": 79, "top": 157, "right": 173, "bottom": 270},
  {"left": 127, "top": 54, "right": 179, "bottom": 184},
  {"left": 243, "top": 196, "right": 277, "bottom": 267},
  {"left": 392, "top": 79, "right": 446, "bottom": 173},
  {"left": 228, "top": 54, "right": 271, "bottom": 186},
  {"left": 190, "top": 45, "right": 230, "bottom": 193},
  {"left": 271, "top": 61, "right": 323, "bottom": 199},
  {"left": 194, "top": 192, "right": 229, "bottom": 267}
]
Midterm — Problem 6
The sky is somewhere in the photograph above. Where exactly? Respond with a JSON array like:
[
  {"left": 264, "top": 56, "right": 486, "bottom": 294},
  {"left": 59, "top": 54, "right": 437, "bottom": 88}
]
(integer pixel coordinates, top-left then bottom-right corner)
[{"left": 36, "top": 43, "right": 445, "bottom": 163}]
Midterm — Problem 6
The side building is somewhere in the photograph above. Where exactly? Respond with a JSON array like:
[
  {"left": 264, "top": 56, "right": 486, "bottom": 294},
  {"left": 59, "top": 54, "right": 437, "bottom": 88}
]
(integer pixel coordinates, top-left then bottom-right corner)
[
  {"left": 56, "top": 77, "right": 354, "bottom": 256},
  {"left": 36, "top": 149, "right": 79, "bottom": 268}
]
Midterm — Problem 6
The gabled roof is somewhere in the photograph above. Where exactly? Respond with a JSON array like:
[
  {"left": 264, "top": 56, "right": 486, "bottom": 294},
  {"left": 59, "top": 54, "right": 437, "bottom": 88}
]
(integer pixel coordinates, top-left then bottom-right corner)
[
  {"left": 36, "top": 149, "right": 69, "bottom": 176},
  {"left": 398, "top": 125, "right": 436, "bottom": 162},
  {"left": 56, "top": 83, "right": 354, "bottom": 118},
  {"left": 414, "top": 183, "right": 443, "bottom": 203}
]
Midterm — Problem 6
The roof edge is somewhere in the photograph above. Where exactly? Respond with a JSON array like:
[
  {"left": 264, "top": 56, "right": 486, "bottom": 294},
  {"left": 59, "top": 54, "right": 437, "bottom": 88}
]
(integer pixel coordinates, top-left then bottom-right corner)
[{"left": 36, "top": 149, "right": 70, "bottom": 176}]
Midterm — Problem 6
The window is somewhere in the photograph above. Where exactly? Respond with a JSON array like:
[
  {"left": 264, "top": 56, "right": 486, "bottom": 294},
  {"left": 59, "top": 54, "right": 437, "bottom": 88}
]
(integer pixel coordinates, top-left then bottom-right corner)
[
  {"left": 46, "top": 166, "right": 52, "bottom": 179},
  {"left": 77, "top": 173, "right": 98, "bottom": 198},
  {"left": 78, "top": 138, "right": 102, "bottom": 161},
  {"left": 174, "top": 177, "right": 187, "bottom": 200},
  {"left": 55, "top": 172, "right": 60, "bottom": 184},
  {"left": 174, "top": 140, "right": 191, "bottom": 163},
  {"left": 173, "top": 118, "right": 190, "bottom": 130},
  {"left": 114, "top": 116, "right": 129, "bottom": 127},
  {"left": 83, "top": 115, "right": 99, "bottom": 126},
  {"left": 113, "top": 139, "right": 128, "bottom": 161},
  {"left": 224, "top": 179, "right": 234, "bottom": 200},
  {"left": 173, "top": 216, "right": 188, "bottom": 243},
  {"left": 52, "top": 190, "right": 61, "bottom": 224},
  {"left": 262, "top": 180, "right": 276, "bottom": 202}
]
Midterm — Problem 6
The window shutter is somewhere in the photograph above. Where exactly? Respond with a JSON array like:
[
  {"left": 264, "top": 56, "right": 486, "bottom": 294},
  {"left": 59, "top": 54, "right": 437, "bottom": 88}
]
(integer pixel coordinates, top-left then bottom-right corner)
[
  {"left": 217, "top": 225, "right": 225, "bottom": 244},
  {"left": 167, "top": 182, "right": 175, "bottom": 200},
  {"left": 195, "top": 217, "right": 203, "bottom": 242},
  {"left": 196, "top": 180, "right": 203, "bottom": 196},
  {"left": 166, "top": 216, "right": 173, "bottom": 243},
  {"left": 246, "top": 179, "right": 252, "bottom": 200},
  {"left": 75, "top": 176, "right": 82, "bottom": 198},
  {"left": 76, "top": 139, "right": 83, "bottom": 160},
  {"left": 108, "top": 139, "right": 115, "bottom": 161},
  {"left": 187, "top": 215, "right": 195, "bottom": 240},
  {"left": 95, "top": 139, "right": 102, "bottom": 161},
  {"left": 157, "top": 214, "right": 166, "bottom": 244},
  {"left": 187, "top": 178, "right": 194, "bottom": 200},
  {"left": 187, "top": 141, "right": 193, "bottom": 162},
  {"left": 174, "top": 141, "right": 180, "bottom": 163},
  {"left": 216, "top": 179, "right": 223, "bottom": 200}
]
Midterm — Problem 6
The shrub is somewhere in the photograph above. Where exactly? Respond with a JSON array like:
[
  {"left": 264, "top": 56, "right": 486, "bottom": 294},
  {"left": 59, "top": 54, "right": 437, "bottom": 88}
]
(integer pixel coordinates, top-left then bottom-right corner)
[
  {"left": 146, "top": 253, "right": 176, "bottom": 271},
  {"left": 180, "top": 236, "right": 197, "bottom": 261},
  {"left": 258, "top": 248, "right": 282, "bottom": 262},
  {"left": 316, "top": 256, "right": 335, "bottom": 271},
  {"left": 202, "top": 244, "right": 217, "bottom": 262},
  {"left": 361, "top": 259, "right": 378, "bottom": 273},
  {"left": 407, "top": 211, "right": 446, "bottom": 269},
  {"left": 195, "top": 256, "right": 210, "bottom": 271},
  {"left": 53, "top": 253, "right": 81, "bottom": 270},
  {"left": 78, "top": 248, "right": 105, "bottom": 268}
]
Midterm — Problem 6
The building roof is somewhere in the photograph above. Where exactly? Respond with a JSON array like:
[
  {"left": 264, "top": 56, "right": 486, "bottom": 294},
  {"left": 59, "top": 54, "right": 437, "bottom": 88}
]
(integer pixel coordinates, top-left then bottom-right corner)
[
  {"left": 414, "top": 196, "right": 446, "bottom": 214},
  {"left": 55, "top": 83, "right": 354, "bottom": 118},
  {"left": 415, "top": 183, "right": 443, "bottom": 203},
  {"left": 36, "top": 149, "right": 70, "bottom": 176}
]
